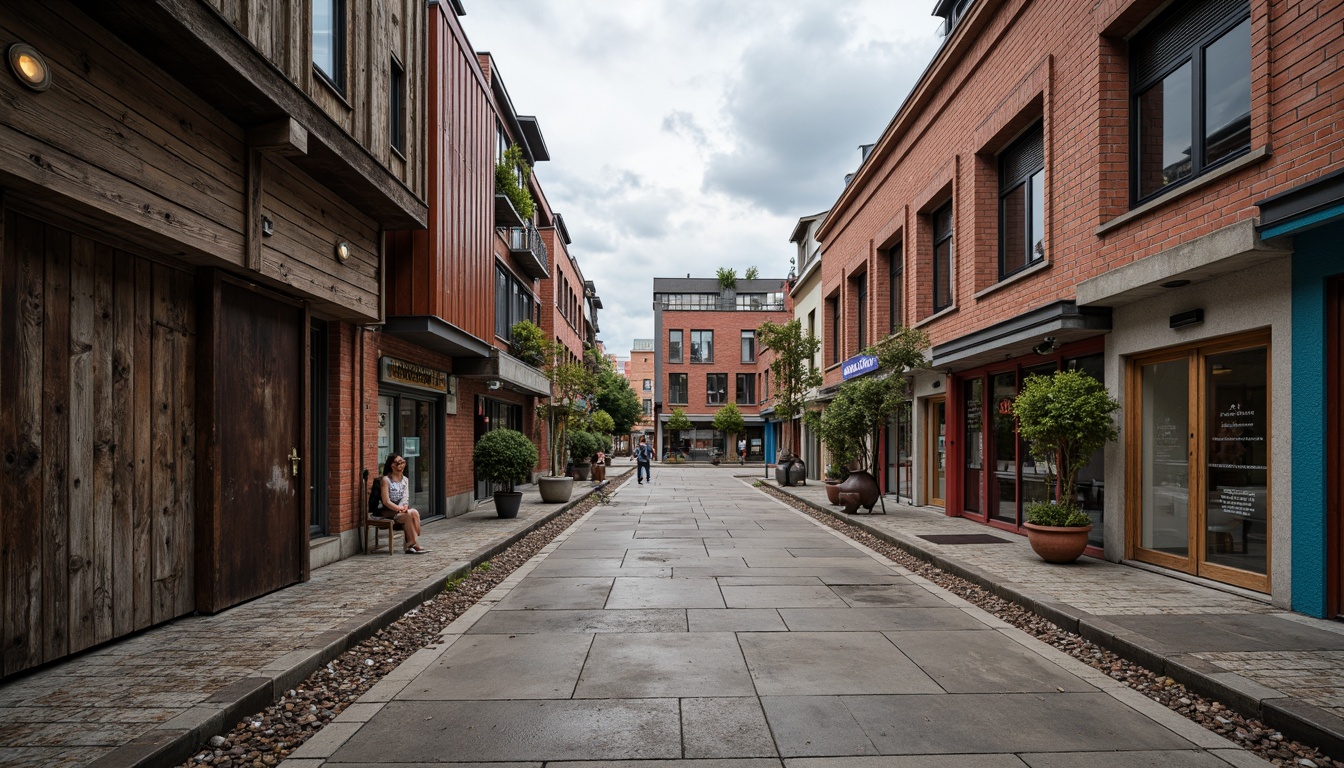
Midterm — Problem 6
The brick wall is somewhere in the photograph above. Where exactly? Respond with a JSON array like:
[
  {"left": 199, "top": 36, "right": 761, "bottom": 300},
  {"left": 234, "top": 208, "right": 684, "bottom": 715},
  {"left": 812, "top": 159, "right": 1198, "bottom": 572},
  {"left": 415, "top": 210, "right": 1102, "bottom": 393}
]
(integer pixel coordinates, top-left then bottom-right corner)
[{"left": 660, "top": 307, "right": 790, "bottom": 420}]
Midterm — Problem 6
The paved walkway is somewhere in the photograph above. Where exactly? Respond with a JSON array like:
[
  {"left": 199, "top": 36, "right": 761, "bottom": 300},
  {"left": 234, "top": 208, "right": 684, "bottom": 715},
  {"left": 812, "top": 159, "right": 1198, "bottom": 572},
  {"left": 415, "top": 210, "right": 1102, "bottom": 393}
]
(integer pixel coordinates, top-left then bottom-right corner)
[
  {"left": 766, "top": 475, "right": 1344, "bottom": 758},
  {"left": 0, "top": 473, "right": 623, "bottom": 768},
  {"left": 286, "top": 469, "right": 1271, "bottom": 766}
]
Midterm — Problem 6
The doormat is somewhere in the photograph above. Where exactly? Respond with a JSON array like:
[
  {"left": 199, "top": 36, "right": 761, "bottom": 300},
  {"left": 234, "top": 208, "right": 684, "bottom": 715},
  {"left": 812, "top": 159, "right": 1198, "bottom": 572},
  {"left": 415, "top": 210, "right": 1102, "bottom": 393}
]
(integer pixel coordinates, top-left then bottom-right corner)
[{"left": 917, "top": 533, "right": 1011, "bottom": 545}]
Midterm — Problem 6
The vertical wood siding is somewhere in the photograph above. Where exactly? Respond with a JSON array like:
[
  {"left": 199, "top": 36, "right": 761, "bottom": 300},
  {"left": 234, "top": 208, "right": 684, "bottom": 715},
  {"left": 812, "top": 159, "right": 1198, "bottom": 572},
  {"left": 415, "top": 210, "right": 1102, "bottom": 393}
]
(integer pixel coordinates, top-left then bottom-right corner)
[{"left": 0, "top": 212, "right": 196, "bottom": 677}]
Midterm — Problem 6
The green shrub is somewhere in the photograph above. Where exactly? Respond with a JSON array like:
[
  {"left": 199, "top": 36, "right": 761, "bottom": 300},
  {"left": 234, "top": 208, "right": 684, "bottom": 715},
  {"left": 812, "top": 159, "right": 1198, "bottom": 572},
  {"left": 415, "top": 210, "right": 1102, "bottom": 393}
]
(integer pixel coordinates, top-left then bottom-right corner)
[
  {"left": 1025, "top": 502, "right": 1092, "bottom": 527},
  {"left": 472, "top": 429, "right": 538, "bottom": 489},
  {"left": 568, "top": 430, "right": 600, "bottom": 463}
]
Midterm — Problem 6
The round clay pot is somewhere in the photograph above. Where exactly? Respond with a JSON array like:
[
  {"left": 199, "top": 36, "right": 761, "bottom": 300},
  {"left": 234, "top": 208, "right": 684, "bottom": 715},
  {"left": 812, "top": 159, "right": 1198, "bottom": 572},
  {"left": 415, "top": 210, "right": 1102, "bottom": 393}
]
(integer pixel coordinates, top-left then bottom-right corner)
[
  {"left": 787, "top": 458, "right": 807, "bottom": 486},
  {"left": 824, "top": 481, "right": 842, "bottom": 505},
  {"left": 494, "top": 491, "right": 523, "bottom": 519},
  {"left": 1023, "top": 523, "right": 1093, "bottom": 563},
  {"left": 838, "top": 491, "right": 862, "bottom": 515},
  {"left": 837, "top": 470, "right": 880, "bottom": 512},
  {"left": 538, "top": 476, "right": 574, "bottom": 503}
]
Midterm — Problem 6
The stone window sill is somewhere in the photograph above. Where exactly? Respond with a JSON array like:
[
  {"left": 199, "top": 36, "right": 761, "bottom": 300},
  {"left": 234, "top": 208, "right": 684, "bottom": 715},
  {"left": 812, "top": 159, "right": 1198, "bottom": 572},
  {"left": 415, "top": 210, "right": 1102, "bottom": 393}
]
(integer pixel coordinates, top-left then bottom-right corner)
[
  {"left": 1096, "top": 147, "right": 1271, "bottom": 237},
  {"left": 973, "top": 259, "right": 1051, "bottom": 301}
]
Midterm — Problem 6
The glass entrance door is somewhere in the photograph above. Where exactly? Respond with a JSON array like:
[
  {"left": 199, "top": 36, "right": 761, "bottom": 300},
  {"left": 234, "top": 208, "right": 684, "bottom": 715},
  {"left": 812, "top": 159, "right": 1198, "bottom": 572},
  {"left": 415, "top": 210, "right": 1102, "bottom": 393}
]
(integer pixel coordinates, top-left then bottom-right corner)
[
  {"left": 378, "top": 392, "right": 441, "bottom": 518},
  {"left": 1130, "top": 336, "right": 1270, "bottom": 592},
  {"left": 927, "top": 397, "right": 947, "bottom": 507}
]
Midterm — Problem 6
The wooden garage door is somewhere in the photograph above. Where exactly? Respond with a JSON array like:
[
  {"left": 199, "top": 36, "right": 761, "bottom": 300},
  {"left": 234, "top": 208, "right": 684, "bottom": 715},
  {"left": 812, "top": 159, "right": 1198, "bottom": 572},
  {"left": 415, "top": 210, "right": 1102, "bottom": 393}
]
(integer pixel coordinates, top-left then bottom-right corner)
[{"left": 0, "top": 211, "right": 196, "bottom": 677}]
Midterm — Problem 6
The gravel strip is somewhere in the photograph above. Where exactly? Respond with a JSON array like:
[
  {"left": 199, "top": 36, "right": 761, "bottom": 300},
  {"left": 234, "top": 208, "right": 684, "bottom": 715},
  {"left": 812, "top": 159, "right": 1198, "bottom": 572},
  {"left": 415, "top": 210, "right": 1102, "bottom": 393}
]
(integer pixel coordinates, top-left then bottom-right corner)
[
  {"left": 179, "top": 472, "right": 630, "bottom": 768},
  {"left": 757, "top": 482, "right": 1340, "bottom": 768}
]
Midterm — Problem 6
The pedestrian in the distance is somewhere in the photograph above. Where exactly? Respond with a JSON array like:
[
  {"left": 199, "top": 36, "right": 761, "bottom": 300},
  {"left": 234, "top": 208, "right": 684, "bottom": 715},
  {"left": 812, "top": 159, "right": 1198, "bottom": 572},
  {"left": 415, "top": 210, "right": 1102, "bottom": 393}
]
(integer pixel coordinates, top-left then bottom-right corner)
[
  {"left": 636, "top": 436, "right": 652, "bottom": 484},
  {"left": 738, "top": 437, "right": 747, "bottom": 465}
]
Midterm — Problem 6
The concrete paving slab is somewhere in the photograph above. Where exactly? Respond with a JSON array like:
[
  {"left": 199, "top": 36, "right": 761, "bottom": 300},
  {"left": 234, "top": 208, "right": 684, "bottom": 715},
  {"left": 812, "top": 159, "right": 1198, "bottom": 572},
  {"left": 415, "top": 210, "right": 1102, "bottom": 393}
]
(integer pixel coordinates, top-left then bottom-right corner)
[
  {"left": 829, "top": 585, "right": 947, "bottom": 608},
  {"left": 549, "top": 761, "right": 780, "bottom": 768},
  {"left": 886, "top": 629, "right": 1098, "bottom": 693},
  {"left": 628, "top": 554, "right": 748, "bottom": 568},
  {"left": 493, "top": 577, "right": 614, "bottom": 610},
  {"left": 739, "top": 632, "right": 942, "bottom": 695},
  {"left": 575, "top": 632, "right": 755, "bottom": 698},
  {"left": 466, "top": 608, "right": 688, "bottom": 634},
  {"left": 841, "top": 693, "right": 1196, "bottom": 754},
  {"left": 607, "top": 578, "right": 727, "bottom": 609},
  {"left": 1017, "top": 751, "right": 1251, "bottom": 767},
  {"left": 688, "top": 609, "right": 788, "bottom": 633},
  {"left": 786, "top": 757, "right": 1030, "bottom": 768},
  {"left": 716, "top": 576, "right": 827, "bottom": 587},
  {"left": 527, "top": 561, "right": 672, "bottom": 578},
  {"left": 396, "top": 633, "right": 591, "bottom": 700},
  {"left": 779, "top": 607, "right": 986, "bottom": 632},
  {"left": 328, "top": 699, "right": 682, "bottom": 762},
  {"left": 759, "top": 696, "right": 878, "bottom": 757},
  {"left": 722, "top": 586, "right": 849, "bottom": 609},
  {"left": 786, "top": 549, "right": 871, "bottom": 559},
  {"left": 1098, "top": 613, "right": 1344, "bottom": 653},
  {"left": 744, "top": 556, "right": 893, "bottom": 569},
  {"left": 682, "top": 697, "right": 779, "bottom": 758},
  {"left": 674, "top": 566, "right": 896, "bottom": 580}
]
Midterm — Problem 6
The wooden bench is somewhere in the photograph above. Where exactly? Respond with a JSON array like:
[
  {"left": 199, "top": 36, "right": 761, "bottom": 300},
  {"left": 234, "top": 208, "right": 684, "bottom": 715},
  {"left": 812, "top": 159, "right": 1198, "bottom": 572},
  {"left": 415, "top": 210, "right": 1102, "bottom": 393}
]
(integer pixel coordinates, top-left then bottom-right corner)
[{"left": 365, "top": 513, "right": 403, "bottom": 554}]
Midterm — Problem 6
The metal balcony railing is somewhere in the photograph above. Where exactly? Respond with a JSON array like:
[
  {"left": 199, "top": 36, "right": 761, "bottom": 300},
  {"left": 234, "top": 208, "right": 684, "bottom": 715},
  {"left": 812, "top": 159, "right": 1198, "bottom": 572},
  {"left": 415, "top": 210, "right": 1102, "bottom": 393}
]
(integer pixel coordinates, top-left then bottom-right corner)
[{"left": 508, "top": 221, "right": 549, "bottom": 279}]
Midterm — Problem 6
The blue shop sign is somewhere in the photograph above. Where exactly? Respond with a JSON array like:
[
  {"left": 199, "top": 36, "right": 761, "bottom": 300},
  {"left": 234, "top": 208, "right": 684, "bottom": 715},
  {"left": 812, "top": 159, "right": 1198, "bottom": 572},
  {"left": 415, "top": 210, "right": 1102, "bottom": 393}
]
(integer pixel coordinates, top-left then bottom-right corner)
[{"left": 841, "top": 354, "right": 879, "bottom": 380}]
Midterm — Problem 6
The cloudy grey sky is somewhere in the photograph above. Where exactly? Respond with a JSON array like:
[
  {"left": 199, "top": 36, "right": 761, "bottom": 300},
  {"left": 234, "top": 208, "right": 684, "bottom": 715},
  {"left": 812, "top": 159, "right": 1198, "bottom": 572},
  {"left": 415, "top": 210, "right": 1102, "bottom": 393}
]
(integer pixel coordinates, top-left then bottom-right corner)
[{"left": 463, "top": 1, "right": 943, "bottom": 358}]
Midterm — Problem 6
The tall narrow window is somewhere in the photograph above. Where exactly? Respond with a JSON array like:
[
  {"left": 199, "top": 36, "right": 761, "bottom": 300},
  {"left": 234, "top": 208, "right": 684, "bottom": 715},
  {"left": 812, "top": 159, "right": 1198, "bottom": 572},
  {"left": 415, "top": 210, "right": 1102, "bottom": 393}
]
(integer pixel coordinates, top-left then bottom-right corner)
[
  {"left": 856, "top": 278, "right": 868, "bottom": 351},
  {"left": 312, "top": 0, "right": 345, "bottom": 92},
  {"left": 389, "top": 57, "right": 406, "bottom": 156},
  {"left": 829, "top": 296, "right": 841, "bottom": 365},
  {"left": 931, "top": 203, "right": 953, "bottom": 313},
  {"left": 669, "top": 330, "right": 683, "bottom": 363},
  {"left": 690, "top": 330, "right": 713, "bottom": 363},
  {"left": 741, "top": 330, "right": 756, "bottom": 363},
  {"left": 807, "top": 310, "right": 817, "bottom": 372},
  {"left": 707, "top": 374, "right": 728, "bottom": 405},
  {"left": 736, "top": 373, "right": 757, "bottom": 405},
  {"left": 889, "top": 243, "right": 904, "bottom": 333},
  {"left": 1000, "top": 124, "right": 1045, "bottom": 278},
  {"left": 669, "top": 373, "right": 688, "bottom": 405},
  {"left": 1132, "top": 0, "right": 1250, "bottom": 202}
]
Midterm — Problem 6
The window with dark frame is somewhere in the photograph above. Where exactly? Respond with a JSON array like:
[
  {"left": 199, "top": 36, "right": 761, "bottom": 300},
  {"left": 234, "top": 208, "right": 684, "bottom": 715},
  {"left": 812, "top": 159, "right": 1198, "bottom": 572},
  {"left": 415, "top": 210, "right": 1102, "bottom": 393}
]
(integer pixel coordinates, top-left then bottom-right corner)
[
  {"left": 856, "top": 278, "right": 868, "bottom": 351},
  {"left": 999, "top": 123, "right": 1045, "bottom": 279},
  {"left": 807, "top": 309, "right": 817, "bottom": 372},
  {"left": 669, "top": 329, "right": 683, "bottom": 363},
  {"left": 389, "top": 56, "right": 405, "bottom": 156},
  {"left": 1131, "top": 0, "right": 1251, "bottom": 203},
  {"left": 736, "top": 373, "right": 757, "bottom": 405},
  {"left": 669, "top": 373, "right": 688, "bottom": 405},
  {"left": 690, "top": 330, "right": 714, "bottom": 363},
  {"left": 931, "top": 202, "right": 953, "bottom": 313},
  {"left": 707, "top": 373, "right": 728, "bottom": 405},
  {"left": 643, "top": 379, "right": 652, "bottom": 391},
  {"left": 741, "top": 330, "right": 756, "bottom": 363},
  {"left": 312, "top": 0, "right": 345, "bottom": 92},
  {"left": 494, "top": 266, "right": 535, "bottom": 343},
  {"left": 829, "top": 296, "right": 840, "bottom": 365},
  {"left": 888, "top": 243, "right": 903, "bottom": 333},
  {"left": 642, "top": 399, "right": 653, "bottom": 416},
  {"left": 764, "top": 369, "right": 771, "bottom": 400}
]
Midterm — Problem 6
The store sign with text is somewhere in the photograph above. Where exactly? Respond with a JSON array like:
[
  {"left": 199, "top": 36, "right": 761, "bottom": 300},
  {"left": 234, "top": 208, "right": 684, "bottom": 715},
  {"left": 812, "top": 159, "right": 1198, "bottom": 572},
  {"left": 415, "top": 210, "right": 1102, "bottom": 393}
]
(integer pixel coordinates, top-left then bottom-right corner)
[{"left": 841, "top": 354, "right": 879, "bottom": 380}]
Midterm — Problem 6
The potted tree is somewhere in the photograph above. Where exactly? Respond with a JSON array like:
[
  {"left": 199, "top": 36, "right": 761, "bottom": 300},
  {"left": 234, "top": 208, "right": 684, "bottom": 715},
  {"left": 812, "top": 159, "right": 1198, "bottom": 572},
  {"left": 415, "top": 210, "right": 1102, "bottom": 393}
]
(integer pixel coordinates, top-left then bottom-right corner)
[
  {"left": 1012, "top": 369, "right": 1120, "bottom": 563},
  {"left": 665, "top": 407, "right": 693, "bottom": 462},
  {"left": 826, "top": 327, "right": 929, "bottom": 513},
  {"left": 716, "top": 267, "right": 738, "bottom": 302},
  {"left": 757, "top": 319, "right": 822, "bottom": 485},
  {"left": 712, "top": 402, "right": 745, "bottom": 467},
  {"left": 568, "top": 429, "right": 599, "bottom": 480},
  {"left": 472, "top": 428, "right": 538, "bottom": 519},
  {"left": 589, "top": 410, "right": 615, "bottom": 481},
  {"left": 511, "top": 320, "right": 597, "bottom": 503},
  {"left": 805, "top": 408, "right": 857, "bottom": 505}
]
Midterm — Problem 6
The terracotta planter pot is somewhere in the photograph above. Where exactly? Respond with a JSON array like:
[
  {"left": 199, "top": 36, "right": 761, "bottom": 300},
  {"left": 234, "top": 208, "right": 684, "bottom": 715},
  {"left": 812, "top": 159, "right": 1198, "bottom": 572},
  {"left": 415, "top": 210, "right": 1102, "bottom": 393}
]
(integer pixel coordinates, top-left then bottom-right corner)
[
  {"left": 824, "top": 481, "right": 842, "bottom": 505},
  {"left": 1023, "top": 523, "right": 1093, "bottom": 563}
]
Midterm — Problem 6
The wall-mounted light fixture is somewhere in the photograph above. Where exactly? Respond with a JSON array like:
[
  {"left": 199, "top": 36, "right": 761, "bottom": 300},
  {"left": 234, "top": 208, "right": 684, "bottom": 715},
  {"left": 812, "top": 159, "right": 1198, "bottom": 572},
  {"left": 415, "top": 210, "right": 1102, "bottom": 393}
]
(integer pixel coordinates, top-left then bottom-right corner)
[
  {"left": 487, "top": 379, "right": 502, "bottom": 390},
  {"left": 1032, "top": 336, "right": 1058, "bottom": 355},
  {"left": 7, "top": 43, "right": 51, "bottom": 92},
  {"left": 334, "top": 241, "right": 351, "bottom": 263},
  {"left": 1169, "top": 308, "right": 1204, "bottom": 329},
  {"left": 261, "top": 216, "right": 274, "bottom": 237}
]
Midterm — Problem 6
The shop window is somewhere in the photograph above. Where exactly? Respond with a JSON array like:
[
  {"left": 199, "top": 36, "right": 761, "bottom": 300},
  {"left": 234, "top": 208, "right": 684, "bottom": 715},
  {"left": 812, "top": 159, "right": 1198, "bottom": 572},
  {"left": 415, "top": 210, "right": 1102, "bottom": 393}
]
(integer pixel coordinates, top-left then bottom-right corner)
[
  {"left": 1132, "top": 0, "right": 1251, "bottom": 202},
  {"left": 707, "top": 373, "right": 728, "bottom": 405},
  {"left": 390, "top": 56, "right": 405, "bottom": 156},
  {"left": 691, "top": 330, "right": 713, "bottom": 363},
  {"left": 736, "top": 373, "right": 756, "bottom": 405},
  {"left": 668, "top": 373, "right": 688, "bottom": 405},
  {"left": 999, "top": 123, "right": 1045, "bottom": 278},
  {"left": 931, "top": 202, "right": 953, "bottom": 313},
  {"left": 312, "top": 0, "right": 346, "bottom": 92},
  {"left": 669, "top": 329, "right": 683, "bottom": 363}
]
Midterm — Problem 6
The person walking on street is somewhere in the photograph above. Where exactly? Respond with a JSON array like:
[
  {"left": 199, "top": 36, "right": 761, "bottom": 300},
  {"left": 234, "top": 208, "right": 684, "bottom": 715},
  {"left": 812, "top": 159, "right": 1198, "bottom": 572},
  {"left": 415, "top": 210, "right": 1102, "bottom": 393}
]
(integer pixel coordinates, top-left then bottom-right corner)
[
  {"left": 636, "top": 436, "right": 652, "bottom": 484},
  {"left": 738, "top": 437, "right": 747, "bottom": 465}
]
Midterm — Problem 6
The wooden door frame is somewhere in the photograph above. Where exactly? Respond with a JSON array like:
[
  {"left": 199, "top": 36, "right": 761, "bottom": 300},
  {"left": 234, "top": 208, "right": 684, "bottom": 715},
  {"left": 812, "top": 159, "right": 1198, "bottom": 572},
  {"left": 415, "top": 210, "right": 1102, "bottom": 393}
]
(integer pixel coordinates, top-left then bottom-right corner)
[
  {"left": 1125, "top": 330, "right": 1272, "bottom": 593},
  {"left": 926, "top": 395, "right": 946, "bottom": 507}
]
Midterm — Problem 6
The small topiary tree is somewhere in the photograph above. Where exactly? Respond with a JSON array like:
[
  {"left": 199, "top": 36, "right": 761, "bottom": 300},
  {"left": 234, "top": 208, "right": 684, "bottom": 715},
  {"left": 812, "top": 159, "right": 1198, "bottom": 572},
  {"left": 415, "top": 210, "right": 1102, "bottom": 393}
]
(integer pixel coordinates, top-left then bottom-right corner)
[
  {"left": 712, "top": 402, "right": 745, "bottom": 440},
  {"left": 1013, "top": 369, "right": 1120, "bottom": 525},
  {"left": 472, "top": 429, "right": 538, "bottom": 491},
  {"left": 567, "top": 430, "right": 600, "bottom": 464},
  {"left": 665, "top": 407, "right": 693, "bottom": 458}
]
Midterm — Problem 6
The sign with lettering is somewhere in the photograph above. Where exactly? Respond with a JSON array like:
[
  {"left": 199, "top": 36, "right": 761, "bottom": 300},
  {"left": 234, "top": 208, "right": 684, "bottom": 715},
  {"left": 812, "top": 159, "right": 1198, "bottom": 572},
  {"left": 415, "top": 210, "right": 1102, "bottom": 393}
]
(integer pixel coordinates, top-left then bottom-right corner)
[
  {"left": 841, "top": 354, "right": 879, "bottom": 380},
  {"left": 380, "top": 356, "right": 449, "bottom": 395}
]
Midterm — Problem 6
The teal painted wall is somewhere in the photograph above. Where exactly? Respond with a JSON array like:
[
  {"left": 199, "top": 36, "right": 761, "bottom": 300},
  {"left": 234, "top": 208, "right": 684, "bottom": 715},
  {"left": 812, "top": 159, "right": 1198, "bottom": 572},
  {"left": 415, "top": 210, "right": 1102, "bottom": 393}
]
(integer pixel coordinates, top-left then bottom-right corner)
[{"left": 1291, "top": 223, "right": 1344, "bottom": 616}]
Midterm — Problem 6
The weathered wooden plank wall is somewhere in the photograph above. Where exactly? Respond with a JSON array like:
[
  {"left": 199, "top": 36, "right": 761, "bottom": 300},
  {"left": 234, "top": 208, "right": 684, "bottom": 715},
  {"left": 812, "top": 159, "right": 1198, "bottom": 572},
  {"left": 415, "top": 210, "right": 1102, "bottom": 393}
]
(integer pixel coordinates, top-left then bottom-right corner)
[{"left": 0, "top": 211, "right": 196, "bottom": 678}]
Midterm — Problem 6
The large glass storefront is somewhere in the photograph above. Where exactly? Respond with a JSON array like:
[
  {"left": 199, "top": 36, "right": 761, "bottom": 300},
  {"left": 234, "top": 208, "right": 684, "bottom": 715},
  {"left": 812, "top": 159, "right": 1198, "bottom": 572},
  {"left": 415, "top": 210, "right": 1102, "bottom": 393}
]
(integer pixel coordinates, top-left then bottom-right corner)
[
  {"left": 952, "top": 345, "right": 1106, "bottom": 548},
  {"left": 1130, "top": 333, "right": 1269, "bottom": 592},
  {"left": 886, "top": 402, "right": 913, "bottom": 501},
  {"left": 475, "top": 396, "right": 524, "bottom": 499},
  {"left": 377, "top": 393, "right": 441, "bottom": 519}
]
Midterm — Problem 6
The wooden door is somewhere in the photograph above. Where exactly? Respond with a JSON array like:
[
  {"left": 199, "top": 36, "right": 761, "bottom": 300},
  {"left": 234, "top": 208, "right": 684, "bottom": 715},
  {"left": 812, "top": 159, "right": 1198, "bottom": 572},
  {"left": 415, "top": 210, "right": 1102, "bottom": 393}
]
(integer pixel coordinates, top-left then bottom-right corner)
[
  {"left": 197, "top": 276, "right": 307, "bottom": 613},
  {"left": 926, "top": 397, "right": 947, "bottom": 507},
  {"left": 1, "top": 210, "right": 196, "bottom": 677}
]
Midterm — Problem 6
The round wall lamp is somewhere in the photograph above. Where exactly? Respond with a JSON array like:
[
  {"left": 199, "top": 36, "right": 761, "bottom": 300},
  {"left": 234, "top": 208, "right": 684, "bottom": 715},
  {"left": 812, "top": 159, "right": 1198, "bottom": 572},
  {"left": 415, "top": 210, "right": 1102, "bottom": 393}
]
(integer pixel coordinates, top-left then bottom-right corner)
[
  {"left": 334, "top": 241, "right": 351, "bottom": 263},
  {"left": 7, "top": 43, "right": 52, "bottom": 92}
]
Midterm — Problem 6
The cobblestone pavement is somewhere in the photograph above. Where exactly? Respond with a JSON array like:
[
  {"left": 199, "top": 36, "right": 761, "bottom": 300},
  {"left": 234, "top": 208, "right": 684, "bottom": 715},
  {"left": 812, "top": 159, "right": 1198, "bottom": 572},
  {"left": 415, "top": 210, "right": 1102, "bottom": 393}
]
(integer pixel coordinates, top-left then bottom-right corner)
[
  {"left": 764, "top": 474, "right": 1344, "bottom": 744},
  {"left": 287, "top": 469, "right": 1268, "bottom": 767},
  {"left": 0, "top": 475, "right": 617, "bottom": 768}
]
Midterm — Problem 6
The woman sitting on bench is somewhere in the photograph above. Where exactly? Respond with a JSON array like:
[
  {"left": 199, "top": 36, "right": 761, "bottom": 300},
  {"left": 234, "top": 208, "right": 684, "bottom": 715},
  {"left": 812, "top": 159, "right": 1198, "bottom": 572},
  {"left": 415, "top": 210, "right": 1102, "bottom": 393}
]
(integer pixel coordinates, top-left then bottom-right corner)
[{"left": 377, "top": 453, "right": 429, "bottom": 554}]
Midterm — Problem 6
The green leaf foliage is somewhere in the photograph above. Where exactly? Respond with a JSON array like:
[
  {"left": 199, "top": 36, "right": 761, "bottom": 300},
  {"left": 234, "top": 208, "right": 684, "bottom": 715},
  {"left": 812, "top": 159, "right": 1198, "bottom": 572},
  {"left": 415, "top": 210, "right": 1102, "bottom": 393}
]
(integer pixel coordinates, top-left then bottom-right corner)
[
  {"left": 744, "top": 266, "right": 759, "bottom": 280},
  {"left": 716, "top": 267, "right": 737, "bottom": 291},
  {"left": 757, "top": 319, "right": 823, "bottom": 453},
  {"left": 589, "top": 409, "right": 615, "bottom": 435},
  {"left": 568, "top": 429, "right": 600, "bottom": 462},
  {"left": 712, "top": 402, "right": 746, "bottom": 436},
  {"left": 495, "top": 144, "right": 535, "bottom": 221},
  {"left": 593, "top": 360, "right": 641, "bottom": 435},
  {"left": 666, "top": 407, "right": 693, "bottom": 432},
  {"left": 1025, "top": 502, "right": 1092, "bottom": 527},
  {"left": 472, "top": 428, "right": 538, "bottom": 488},
  {"left": 509, "top": 320, "right": 546, "bottom": 367},
  {"left": 1012, "top": 370, "right": 1120, "bottom": 508}
]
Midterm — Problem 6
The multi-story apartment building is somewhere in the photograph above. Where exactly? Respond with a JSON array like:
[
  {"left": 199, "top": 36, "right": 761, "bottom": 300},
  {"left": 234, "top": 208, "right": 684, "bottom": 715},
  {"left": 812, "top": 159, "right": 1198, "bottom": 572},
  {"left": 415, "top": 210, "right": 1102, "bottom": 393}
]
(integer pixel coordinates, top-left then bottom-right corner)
[
  {"left": 0, "top": 0, "right": 426, "bottom": 673},
  {"left": 789, "top": 212, "right": 829, "bottom": 480},
  {"left": 653, "top": 278, "right": 789, "bottom": 460},
  {"left": 628, "top": 339, "right": 657, "bottom": 450},
  {"left": 816, "top": 0, "right": 1344, "bottom": 612}
]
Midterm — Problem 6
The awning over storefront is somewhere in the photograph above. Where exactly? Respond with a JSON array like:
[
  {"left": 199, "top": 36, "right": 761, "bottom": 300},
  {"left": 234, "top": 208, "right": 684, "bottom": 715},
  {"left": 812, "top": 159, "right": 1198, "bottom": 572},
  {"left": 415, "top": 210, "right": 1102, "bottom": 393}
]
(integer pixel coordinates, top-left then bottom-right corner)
[
  {"left": 1257, "top": 166, "right": 1344, "bottom": 239},
  {"left": 453, "top": 348, "right": 550, "bottom": 396},
  {"left": 382, "top": 314, "right": 492, "bottom": 359},
  {"left": 931, "top": 300, "right": 1111, "bottom": 372}
]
